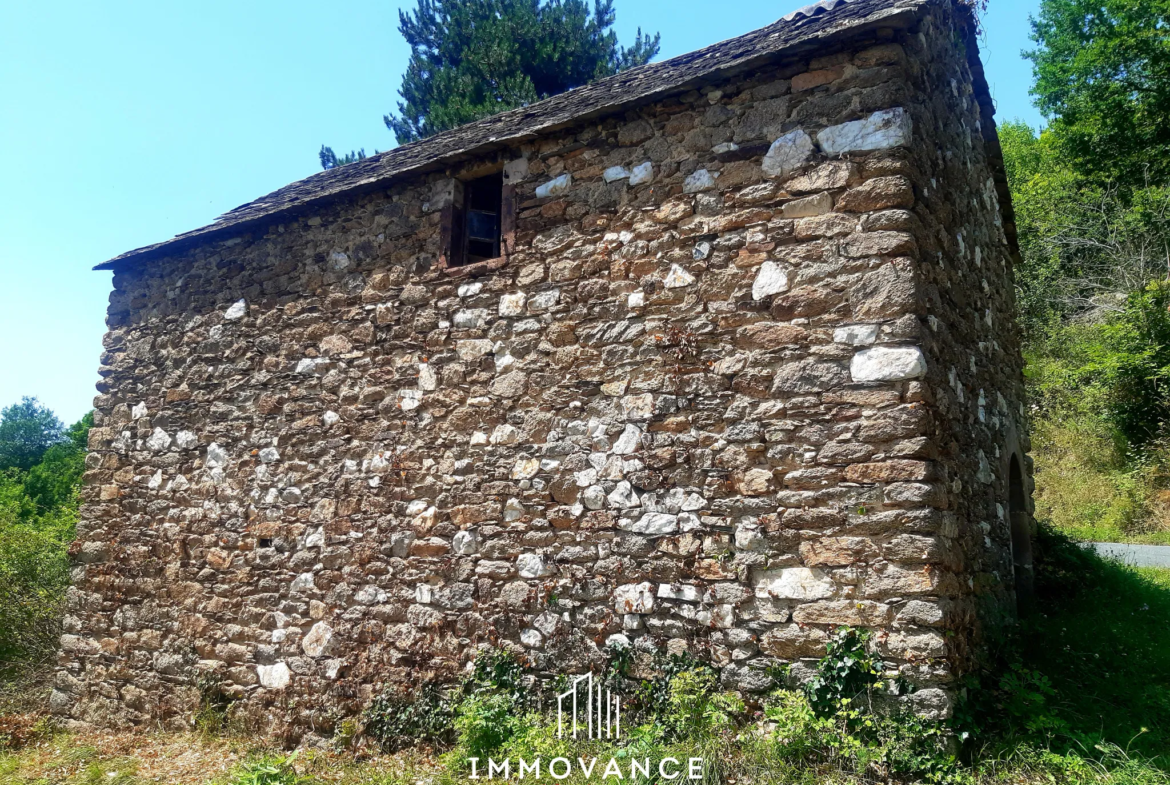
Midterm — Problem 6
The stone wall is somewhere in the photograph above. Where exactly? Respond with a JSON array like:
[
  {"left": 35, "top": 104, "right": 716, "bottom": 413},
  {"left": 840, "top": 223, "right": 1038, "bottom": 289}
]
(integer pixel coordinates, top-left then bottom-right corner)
[{"left": 57, "top": 1, "right": 1028, "bottom": 739}]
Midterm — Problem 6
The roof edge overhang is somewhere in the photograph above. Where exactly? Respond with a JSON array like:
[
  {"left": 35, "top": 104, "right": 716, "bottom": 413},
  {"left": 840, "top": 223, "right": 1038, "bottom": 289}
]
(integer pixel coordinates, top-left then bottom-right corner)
[{"left": 96, "top": 1, "right": 933, "bottom": 272}]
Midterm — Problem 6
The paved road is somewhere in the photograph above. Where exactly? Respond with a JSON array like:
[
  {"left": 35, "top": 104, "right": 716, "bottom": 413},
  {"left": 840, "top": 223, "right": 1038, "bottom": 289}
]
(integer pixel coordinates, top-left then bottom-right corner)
[{"left": 1087, "top": 542, "right": 1170, "bottom": 568}]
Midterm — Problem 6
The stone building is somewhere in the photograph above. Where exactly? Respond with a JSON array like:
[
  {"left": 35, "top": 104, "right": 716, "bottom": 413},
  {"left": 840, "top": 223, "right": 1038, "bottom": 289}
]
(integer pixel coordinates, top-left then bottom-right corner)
[{"left": 58, "top": 0, "right": 1034, "bottom": 738}]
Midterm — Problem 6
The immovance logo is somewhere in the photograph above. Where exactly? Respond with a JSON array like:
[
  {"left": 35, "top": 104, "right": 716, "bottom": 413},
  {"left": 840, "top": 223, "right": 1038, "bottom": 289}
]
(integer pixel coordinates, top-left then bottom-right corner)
[
  {"left": 467, "top": 671, "right": 706, "bottom": 781},
  {"left": 557, "top": 672, "right": 620, "bottom": 739}
]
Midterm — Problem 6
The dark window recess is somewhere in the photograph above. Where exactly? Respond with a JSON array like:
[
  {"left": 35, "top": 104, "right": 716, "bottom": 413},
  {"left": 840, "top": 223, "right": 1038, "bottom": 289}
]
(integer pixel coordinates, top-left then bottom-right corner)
[
  {"left": 259, "top": 538, "right": 273, "bottom": 549},
  {"left": 446, "top": 172, "right": 511, "bottom": 268}
]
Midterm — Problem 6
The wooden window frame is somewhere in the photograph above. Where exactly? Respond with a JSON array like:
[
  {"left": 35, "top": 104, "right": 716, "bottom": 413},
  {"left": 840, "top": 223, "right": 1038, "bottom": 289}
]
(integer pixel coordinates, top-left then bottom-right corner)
[{"left": 438, "top": 174, "right": 516, "bottom": 278}]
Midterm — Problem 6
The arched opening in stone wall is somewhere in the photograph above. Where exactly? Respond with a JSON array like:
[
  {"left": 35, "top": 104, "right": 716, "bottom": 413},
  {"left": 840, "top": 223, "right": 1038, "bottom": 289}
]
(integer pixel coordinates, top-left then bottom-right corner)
[{"left": 1009, "top": 454, "right": 1034, "bottom": 612}]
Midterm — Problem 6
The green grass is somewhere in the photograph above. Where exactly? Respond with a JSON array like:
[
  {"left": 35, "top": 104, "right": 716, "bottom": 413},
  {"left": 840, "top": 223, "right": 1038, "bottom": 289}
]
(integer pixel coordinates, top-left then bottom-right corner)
[
  {"left": 1031, "top": 417, "right": 1170, "bottom": 545},
  {"left": 995, "top": 528, "right": 1170, "bottom": 763}
]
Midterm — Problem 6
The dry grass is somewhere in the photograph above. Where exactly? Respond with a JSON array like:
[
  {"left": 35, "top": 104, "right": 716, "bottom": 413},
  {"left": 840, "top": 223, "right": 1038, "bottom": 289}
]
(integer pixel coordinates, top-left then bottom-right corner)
[
  {"left": 0, "top": 727, "right": 441, "bottom": 785},
  {"left": 1031, "top": 417, "right": 1170, "bottom": 544}
]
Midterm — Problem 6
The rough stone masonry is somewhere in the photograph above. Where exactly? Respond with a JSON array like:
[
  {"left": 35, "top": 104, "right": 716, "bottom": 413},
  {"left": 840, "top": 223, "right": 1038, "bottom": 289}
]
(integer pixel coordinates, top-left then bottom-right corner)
[{"left": 57, "top": 0, "right": 1035, "bottom": 741}]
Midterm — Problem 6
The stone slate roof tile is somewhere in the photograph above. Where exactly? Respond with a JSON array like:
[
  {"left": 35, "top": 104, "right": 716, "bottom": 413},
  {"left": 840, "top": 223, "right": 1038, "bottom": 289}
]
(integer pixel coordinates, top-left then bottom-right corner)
[{"left": 97, "top": 0, "right": 933, "bottom": 270}]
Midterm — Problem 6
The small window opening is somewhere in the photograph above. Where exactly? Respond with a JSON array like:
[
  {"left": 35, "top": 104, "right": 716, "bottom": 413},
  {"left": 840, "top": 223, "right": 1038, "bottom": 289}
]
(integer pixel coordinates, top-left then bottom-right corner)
[
  {"left": 443, "top": 171, "right": 507, "bottom": 269},
  {"left": 464, "top": 172, "right": 503, "bottom": 263},
  {"left": 1008, "top": 454, "right": 1034, "bottom": 613},
  {"left": 259, "top": 538, "right": 273, "bottom": 549}
]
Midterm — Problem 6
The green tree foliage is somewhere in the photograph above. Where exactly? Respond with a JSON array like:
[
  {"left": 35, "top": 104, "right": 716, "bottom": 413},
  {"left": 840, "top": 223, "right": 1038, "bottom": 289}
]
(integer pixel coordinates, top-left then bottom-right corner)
[
  {"left": 1027, "top": 0, "right": 1170, "bottom": 188},
  {"left": 384, "top": 0, "right": 660, "bottom": 144},
  {"left": 0, "top": 404, "right": 91, "bottom": 676},
  {"left": 318, "top": 145, "right": 371, "bottom": 171},
  {"left": 1002, "top": 121, "right": 1170, "bottom": 328},
  {"left": 1029, "top": 282, "right": 1170, "bottom": 449},
  {"left": 0, "top": 398, "right": 65, "bottom": 472}
]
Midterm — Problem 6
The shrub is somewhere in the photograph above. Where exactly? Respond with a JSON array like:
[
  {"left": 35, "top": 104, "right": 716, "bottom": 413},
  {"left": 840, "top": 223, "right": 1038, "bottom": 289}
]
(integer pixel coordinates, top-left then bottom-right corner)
[
  {"left": 0, "top": 513, "right": 73, "bottom": 675},
  {"left": 228, "top": 754, "right": 313, "bottom": 785},
  {"left": 364, "top": 682, "right": 454, "bottom": 749}
]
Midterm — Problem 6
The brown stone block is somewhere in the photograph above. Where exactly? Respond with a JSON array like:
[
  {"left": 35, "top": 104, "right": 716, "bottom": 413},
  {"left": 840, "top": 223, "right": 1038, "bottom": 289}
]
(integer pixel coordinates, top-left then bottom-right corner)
[
  {"left": 858, "top": 404, "right": 929, "bottom": 441},
  {"left": 410, "top": 537, "right": 450, "bottom": 557},
  {"left": 792, "top": 65, "right": 846, "bottom": 91},
  {"left": 780, "top": 508, "right": 844, "bottom": 530},
  {"left": 165, "top": 389, "right": 191, "bottom": 403},
  {"left": 206, "top": 549, "right": 234, "bottom": 570},
  {"left": 735, "top": 323, "right": 808, "bottom": 349},
  {"left": 844, "top": 460, "right": 932, "bottom": 483},
  {"left": 652, "top": 199, "right": 694, "bottom": 224},
  {"left": 792, "top": 600, "right": 893, "bottom": 626},
  {"left": 783, "top": 467, "right": 843, "bottom": 490},
  {"left": 850, "top": 259, "right": 918, "bottom": 319},
  {"left": 860, "top": 564, "right": 945, "bottom": 598},
  {"left": 770, "top": 286, "right": 838, "bottom": 320},
  {"left": 883, "top": 534, "right": 948, "bottom": 564},
  {"left": 759, "top": 623, "right": 828, "bottom": 658},
  {"left": 841, "top": 231, "right": 917, "bottom": 259},
  {"left": 836, "top": 176, "right": 915, "bottom": 213},
  {"left": 696, "top": 559, "right": 737, "bottom": 580},
  {"left": 800, "top": 536, "right": 874, "bottom": 566},
  {"left": 854, "top": 43, "right": 906, "bottom": 68},
  {"left": 794, "top": 213, "right": 857, "bottom": 239},
  {"left": 786, "top": 161, "right": 855, "bottom": 194}
]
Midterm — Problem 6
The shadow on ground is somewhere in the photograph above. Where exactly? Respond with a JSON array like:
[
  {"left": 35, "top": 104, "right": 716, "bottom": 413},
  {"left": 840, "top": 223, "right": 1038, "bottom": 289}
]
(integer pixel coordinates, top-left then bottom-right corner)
[{"left": 972, "top": 525, "right": 1170, "bottom": 767}]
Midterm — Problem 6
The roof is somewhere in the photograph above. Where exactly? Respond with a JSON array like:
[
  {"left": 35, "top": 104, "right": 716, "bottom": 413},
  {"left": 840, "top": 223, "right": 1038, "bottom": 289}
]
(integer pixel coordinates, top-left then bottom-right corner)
[{"left": 97, "top": 0, "right": 934, "bottom": 271}]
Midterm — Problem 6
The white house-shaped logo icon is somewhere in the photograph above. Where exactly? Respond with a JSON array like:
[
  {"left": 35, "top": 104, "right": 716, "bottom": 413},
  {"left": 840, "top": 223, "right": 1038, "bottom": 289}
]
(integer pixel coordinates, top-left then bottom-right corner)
[{"left": 556, "top": 673, "right": 621, "bottom": 739}]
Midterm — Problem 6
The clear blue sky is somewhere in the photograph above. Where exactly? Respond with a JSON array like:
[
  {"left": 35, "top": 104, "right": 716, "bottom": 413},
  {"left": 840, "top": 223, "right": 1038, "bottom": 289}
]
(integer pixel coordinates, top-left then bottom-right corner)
[{"left": 0, "top": 0, "right": 1043, "bottom": 425}]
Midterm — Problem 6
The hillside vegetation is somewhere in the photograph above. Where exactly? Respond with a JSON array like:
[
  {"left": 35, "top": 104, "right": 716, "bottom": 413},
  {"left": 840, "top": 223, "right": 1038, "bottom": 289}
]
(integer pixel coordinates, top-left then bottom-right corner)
[{"left": 0, "top": 398, "right": 91, "bottom": 688}]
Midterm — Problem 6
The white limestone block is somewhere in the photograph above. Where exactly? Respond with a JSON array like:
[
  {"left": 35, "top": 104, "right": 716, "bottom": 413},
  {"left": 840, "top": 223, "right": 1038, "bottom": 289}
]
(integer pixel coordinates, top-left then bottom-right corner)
[
  {"left": 499, "top": 292, "right": 527, "bottom": 316},
  {"left": 620, "top": 512, "right": 678, "bottom": 535},
  {"left": 146, "top": 428, "right": 171, "bottom": 452},
  {"left": 517, "top": 553, "right": 552, "bottom": 579},
  {"left": 612, "top": 424, "right": 642, "bottom": 455},
  {"left": 607, "top": 481, "right": 640, "bottom": 509},
  {"left": 453, "top": 530, "right": 479, "bottom": 555},
  {"left": 490, "top": 424, "right": 520, "bottom": 445},
  {"left": 614, "top": 582, "right": 656, "bottom": 614},
  {"left": 683, "top": 168, "right": 717, "bottom": 193},
  {"left": 850, "top": 346, "right": 927, "bottom": 382},
  {"left": 257, "top": 662, "right": 291, "bottom": 689},
  {"left": 751, "top": 261, "right": 790, "bottom": 300},
  {"left": 657, "top": 584, "right": 702, "bottom": 602},
  {"left": 418, "top": 363, "right": 438, "bottom": 391},
  {"left": 629, "top": 161, "right": 654, "bottom": 185},
  {"left": 512, "top": 458, "right": 541, "bottom": 479},
  {"left": 535, "top": 173, "right": 572, "bottom": 199},
  {"left": 224, "top": 299, "right": 247, "bottom": 320},
  {"left": 663, "top": 264, "right": 696, "bottom": 288},
  {"left": 754, "top": 567, "right": 835, "bottom": 599},
  {"left": 302, "top": 622, "right": 334, "bottom": 657},
  {"left": 817, "top": 108, "right": 913, "bottom": 156},
  {"left": 834, "top": 324, "right": 880, "bottom": 346},
  {"left": 456, "top": 339, "right": 494, "bottom": 360},
  {"left": 603, "top": 165, "right": 631, "bottom": 183},
  {"left": 762, "top": 129, "right": 814, "bottom": 177}
]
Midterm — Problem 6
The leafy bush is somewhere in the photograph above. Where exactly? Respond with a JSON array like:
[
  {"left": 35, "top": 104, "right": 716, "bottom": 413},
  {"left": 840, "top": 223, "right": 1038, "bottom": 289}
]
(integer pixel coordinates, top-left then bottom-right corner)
[
  {"left": 0, "top": 510, "right": 74, "bottom": 673},
  {"left": 228, "top": 754, "right": 313, "bottom": 785},
  {"left": 363, "top": 682, "right": 454, "bottom": 749},
  {"left": 0, "top": 404, "right": 90, "bottom": 681}
]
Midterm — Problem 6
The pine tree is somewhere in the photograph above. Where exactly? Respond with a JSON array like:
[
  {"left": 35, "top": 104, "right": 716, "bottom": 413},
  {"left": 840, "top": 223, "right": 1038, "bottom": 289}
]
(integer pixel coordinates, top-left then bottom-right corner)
[
  {"left": 319, "top": 145, "right": 371, "bottom": 170},
  {"left": 384, "top": 0, "right": 660, "bottom": 144}
]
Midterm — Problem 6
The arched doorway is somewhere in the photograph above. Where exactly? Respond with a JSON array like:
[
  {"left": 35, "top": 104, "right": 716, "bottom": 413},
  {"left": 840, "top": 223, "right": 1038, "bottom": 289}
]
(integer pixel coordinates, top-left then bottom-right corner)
[{"left": 1009, "top": 454, "right": 1034, "bottom": 612}]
